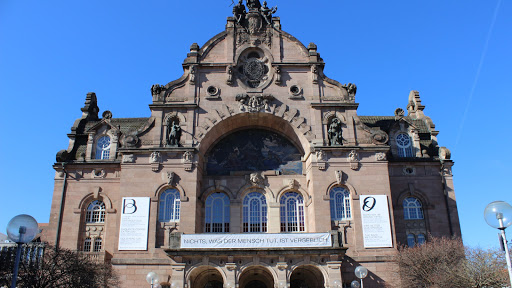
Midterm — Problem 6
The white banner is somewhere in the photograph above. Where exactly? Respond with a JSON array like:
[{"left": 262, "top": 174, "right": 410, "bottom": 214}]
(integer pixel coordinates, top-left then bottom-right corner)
[
  {"left": 181, "top": 233, "right": 332, "bottom": 249},
  {"left": 118, "top": 197, "right": 150, "bottom": 251},
  {"left": 360, "top": 195, "right": 393, "bottom": 248}
]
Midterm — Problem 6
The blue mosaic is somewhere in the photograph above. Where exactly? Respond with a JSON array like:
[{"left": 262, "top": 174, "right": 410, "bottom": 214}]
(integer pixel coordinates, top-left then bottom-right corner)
[{"left": 206, "top": 129, "right": 303, "bottom": 175}]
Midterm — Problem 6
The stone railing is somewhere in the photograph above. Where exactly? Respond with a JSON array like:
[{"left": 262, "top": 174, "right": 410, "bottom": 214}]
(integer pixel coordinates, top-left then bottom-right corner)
[{"left": 79, "top": 251, "right": 106, "bottom": 263}]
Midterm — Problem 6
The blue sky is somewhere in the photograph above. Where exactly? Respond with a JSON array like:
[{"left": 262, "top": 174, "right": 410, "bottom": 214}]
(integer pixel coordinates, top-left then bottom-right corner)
[{"left": 1, "top": 1, "right": 511, "bottom": 248}]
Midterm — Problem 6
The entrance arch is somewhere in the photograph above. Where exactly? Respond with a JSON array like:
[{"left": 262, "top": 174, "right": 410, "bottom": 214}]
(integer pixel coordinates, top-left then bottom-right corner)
[
  {"left": 289, "top": 265, "right": 325, "bottom": 288},
  {"left": 188, "top": 266, "right": 224, "bottom": 288},
  {"left": 239, "top": 266, "right": 275, "bottom": 288}
]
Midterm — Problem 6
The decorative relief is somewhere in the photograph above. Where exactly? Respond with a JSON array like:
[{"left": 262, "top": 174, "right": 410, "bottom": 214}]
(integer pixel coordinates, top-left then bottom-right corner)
[
  {"left": 249, "top": 172, "right": 265, "bottom": 186},
  {"left": 182, "top": 151, "right": 194, "bottom": 171},
  {"left": 233, "top": 0, "right": 276, "bottom": 46},
  {"left": 150, "top": 152, "right": 161, "bottom": 163},
  {"left": 189, "top": 65, "right": 196, "bottom": 84},
  {"left": 226, "top": 65, "right": 234, "bottom": 85},
  {"left": 236, "top": 94, "right": 274, "bottom": 112},
  {"left": 165, "top": 171, "right": 175, "bottom": 185},
  {"left": 375, "top": 152, "right": 387, "bottom": 161},
  {"left": 335, "top": 170, "right": 343, "bottom": 184},
  {"left": 347, "top": 150, "right": 360, "bottom": 170},
  {"left": 274, "top": 66, "right": 281, "bottom": 85},
  {"left": 316, "top": 150, "right": 327, "bottom": 162},
  {"left": 287, "top": 179, "right": 298, "bottom": 189},
  {"left": 122, "top": 154, "right": 135, "bottom": 163}
]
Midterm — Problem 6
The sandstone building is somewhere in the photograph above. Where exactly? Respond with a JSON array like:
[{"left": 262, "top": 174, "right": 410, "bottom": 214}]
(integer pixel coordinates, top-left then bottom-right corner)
[{"left": 44, "top": 1, "right": 460, "bottom": 287}]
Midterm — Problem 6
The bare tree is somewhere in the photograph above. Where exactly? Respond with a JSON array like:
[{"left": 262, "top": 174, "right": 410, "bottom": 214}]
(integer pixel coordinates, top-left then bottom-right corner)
[
  {"left": 396, "top": 236, "right": 509, "bottom": 288},
  {"left": 465, "top": 247, "right": 508, "bottom": 288},
  {"left": 0, "top": 244, "right": 119, "bottom": 288}
]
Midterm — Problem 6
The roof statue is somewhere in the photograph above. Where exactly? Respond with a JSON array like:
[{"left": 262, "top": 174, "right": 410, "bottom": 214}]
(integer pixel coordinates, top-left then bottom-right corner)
[{"left": 233, "top": 0, "right": 277, "bottom": 34}]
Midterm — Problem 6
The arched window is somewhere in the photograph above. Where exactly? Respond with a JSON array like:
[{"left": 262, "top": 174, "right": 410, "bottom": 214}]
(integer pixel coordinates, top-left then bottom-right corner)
[
  {"left": 83, "top": 237, "right": 92, "bottom": 252},
  {"left": 407, "top": 234, "right": 416, "bottom": 247},
  {"left": 243, "top": 192, "right": 267, "bottom": 233},
  {"left": 205, "top": 192, "right": 230, "bottom": 233},
  {"left": 159, "top": 189, "right": 181, "bottom": 222},
  {"left": 85, "top": 200, "right": 106, "bottom": 223},
  {"left": 403, "top": 197, "right": 424, "bottom": 220},
  {"left": 329, "top": 187, "right": 351, "bottom": 221},
  {"left": 280, "top": 192, "right": 305, "bottom": 232},
  {"left": 93, "top": 238, "right": 102, "bottom": 252},
  {"left": 417, "top": 234, "right": 426, "bottom": 245},
  {"left": 396, "top": 133, "right": 414, "bottom": 157},
  {"left": 95, "top": 136, "right": 111, "bottom": 160}
]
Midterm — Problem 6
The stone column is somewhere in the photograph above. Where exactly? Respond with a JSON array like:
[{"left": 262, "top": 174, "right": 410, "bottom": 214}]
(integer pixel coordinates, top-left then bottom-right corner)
[
  {"left": 170, "top": 263, "right": 186, "bottom": 288},
  {"left": 326, "top": 261, "right": 343, "bottom": 287},
  {"left": 267, "top": 203, "right": 281, "bottom": 233}
]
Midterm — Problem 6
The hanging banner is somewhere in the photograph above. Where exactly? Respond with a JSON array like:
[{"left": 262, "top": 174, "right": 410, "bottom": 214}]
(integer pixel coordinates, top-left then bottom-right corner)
[
  {"left": 360, "top": 195, "right": 393, "bottom": 248},
  {"left": 181, "top": 233, "right": 332, "bottom": 249},
  {"left": 118, "top": 197, "right": 150, "bottom": 251}
]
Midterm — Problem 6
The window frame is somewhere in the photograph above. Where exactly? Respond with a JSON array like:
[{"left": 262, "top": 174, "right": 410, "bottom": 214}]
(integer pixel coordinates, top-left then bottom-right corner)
[
  {"left": 403, "top": 197, "right": 424, "bottom": 220},
  {"left": 205, "top": 192, "right": 230, "bottom": 233},
  {"left": 396, "top": 133, "right": 414, "bottom": 157},
  {"left": 280, "top": 192, "right": 305, "bottom": 232},
  {"left": 85, "top": 200, "right": 106, "bottom": 223},
  {"left": 159, "top": 188, "right": 181, "bottom": 222},
  {"left": 242, "top": 192, "right": 268, "bottom": 233},
  {"left": 329, "top": 187, "right": 352, "bottom": 221},
  {"left": 95, "top": 135, "right": 111, "bottom": 160}
]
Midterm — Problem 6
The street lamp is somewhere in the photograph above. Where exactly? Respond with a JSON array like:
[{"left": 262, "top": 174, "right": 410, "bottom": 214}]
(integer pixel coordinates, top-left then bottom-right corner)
[
  {"left": 354, "top": 266, "right": 368, "bottom": 288},
  {"left": 6, "top": 214, "right": 39, "bottom": 288},
  {"left": 350, "top": 280, "right": 360, "bottom": 288},
  {"left": 484, "top": 201, "right": 512, "bottom": 287},
  {"left": 146, "top": 271, "right": 160, "bottom": 288}
]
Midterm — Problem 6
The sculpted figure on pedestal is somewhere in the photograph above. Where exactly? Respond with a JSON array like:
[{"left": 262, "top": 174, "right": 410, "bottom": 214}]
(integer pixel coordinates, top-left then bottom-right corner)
[
  {"left": 167, "top": 121, "right": 182, "bottom": 146},
  {"left": 328, "top": 118, "right": 343, "bottom": 146}
]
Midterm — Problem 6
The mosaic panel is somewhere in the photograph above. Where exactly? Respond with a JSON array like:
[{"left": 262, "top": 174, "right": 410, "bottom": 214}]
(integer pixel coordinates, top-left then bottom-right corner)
[{"left": 206, "top": 129, "right": 302, "bottom": 175}]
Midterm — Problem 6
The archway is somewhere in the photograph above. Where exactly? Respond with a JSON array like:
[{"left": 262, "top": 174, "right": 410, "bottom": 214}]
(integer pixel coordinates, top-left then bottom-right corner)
[
  {"left": 239, "top": 266, "right": 274, "bottom": 288},
  {"left": 188, "top": 266, "right": 224, "bottom": 288},
  {"left": 289, "top": 265, "right": 325, "bottom": 288}
]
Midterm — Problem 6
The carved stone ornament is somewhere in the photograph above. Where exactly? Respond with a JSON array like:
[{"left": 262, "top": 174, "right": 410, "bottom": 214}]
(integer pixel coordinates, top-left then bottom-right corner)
[
  {"left": 102, "top": 110, "right": 112, "bottom": 120},
  {"left": 316, "top": 150, "right": 327, "bottom": 161},
  {"left": 189, "top": 65, "right": 196, "bottom": 84},
  {"left": 226, "top": 65, "right": 234, "bottom": 85},
  {"left": 347, "top": 150, "right": 360, "bottom": 170},
  {"left": 236, "top": 94, "right": 274, "bottom": 113},
  {"left": 124, "top": 135, "right": 139, "bottom": 148},
  {"left": 150, "top": 152, "right": 161, "bottom": 164},
  {"left": 182, "top": 151, "right": 193, "bottom": 163},
  {"left": 287, "top": 179, "right": 298, "bottom": 189},
  {"left": 122, "top": 154, "right": 135, "bottom": 163},
  {"left": 335, "top": 170, "right": 343, "bottom": 185},
  {"left": 395, "top": 108, "right": 405, "bottom": 118},
  {"left": 371, "top": 130, "right": 389, "bottom": 145},
  {"left": 166, "top": 171, "right": 175, "bottom": 185},
  {"left": 375, "top": 152, "right": 387, "bottom": 161},
  {"left": 249, "top": 172, "right": 265, "bottom": 186}
]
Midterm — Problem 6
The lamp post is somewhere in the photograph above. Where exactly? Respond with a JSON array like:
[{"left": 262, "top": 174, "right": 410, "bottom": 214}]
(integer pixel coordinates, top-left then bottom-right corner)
[
  {"left": 146, "top": 272, "right": 160, "bottom": 288},
  {"left": 354, "top": 266, "right": 368, "bottom": 288},
  {"left": 484, "top": 201, "right": 512, "bottom": 287},
  {"left": 6, "top": 214, "right": 39, "bottom": 288}
]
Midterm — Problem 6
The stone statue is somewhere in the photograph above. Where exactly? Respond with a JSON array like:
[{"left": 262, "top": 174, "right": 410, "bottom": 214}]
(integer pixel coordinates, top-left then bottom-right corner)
[
  {"left": 226, "top": 65, "right": 233, "bottom": 85},
  {"left": 189, "top": 66, "right": 196, "bottom": 84},
  {"left": 167, "top": 121, "right": 182, "bottom": 146},
  {"left": 260, "top": 1, "right": 277, "bottom": 25},
  {"left": 246, "top": 0, "right": 262, "bottom": 10},
  {"left": 328, "top": 118, "right": 343, "bottom": 146},
  {"left": 233, "top": 0, "right": 246, "bottom": 24}
]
